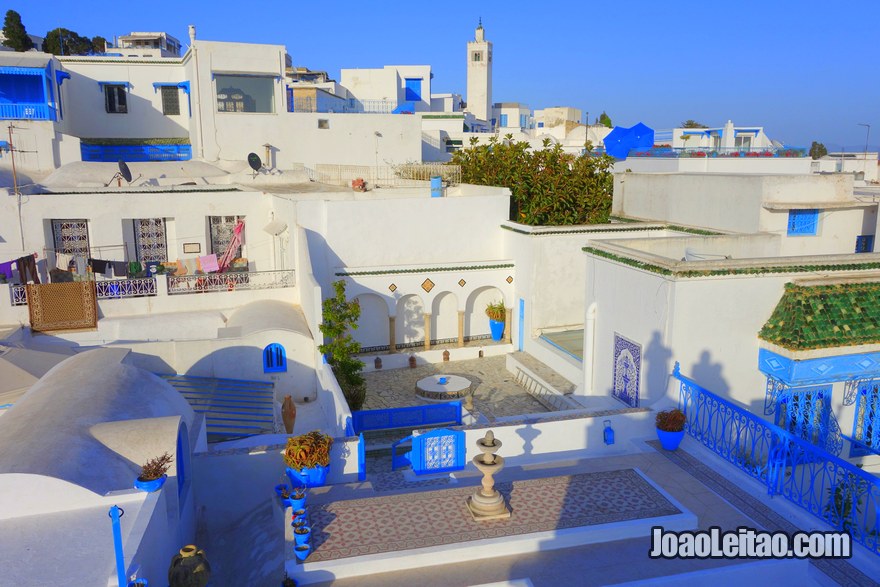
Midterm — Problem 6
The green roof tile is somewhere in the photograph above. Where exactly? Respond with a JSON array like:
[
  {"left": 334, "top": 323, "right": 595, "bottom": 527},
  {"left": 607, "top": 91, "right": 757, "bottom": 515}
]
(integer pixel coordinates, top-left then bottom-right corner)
[{"left": 759, "top": 282, "right": 880, "bottom": 351}]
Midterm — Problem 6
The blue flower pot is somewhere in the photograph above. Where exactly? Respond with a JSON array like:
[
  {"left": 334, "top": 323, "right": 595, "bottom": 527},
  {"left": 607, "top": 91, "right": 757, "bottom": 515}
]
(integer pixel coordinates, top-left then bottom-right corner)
[
  {"left": 286, "top": 465, "right": 328, "bottom": 488},
  {"left": 294, "top": 544, "right": 311, "bottom": 562},
  {"left": 489, "top": 319, "right": 504, "bottom": 341},
  {"left": 134, "top": 474, "right": 167, "bottom": 493},
  {"left": 289, "top": 495, "right": 306, "bottom": 510},
  {"left": 656, "top": 428, "right": 685, "bottom": 451},
  {"left": 294, "top": 526, "right": 312, "bottom": 546}
]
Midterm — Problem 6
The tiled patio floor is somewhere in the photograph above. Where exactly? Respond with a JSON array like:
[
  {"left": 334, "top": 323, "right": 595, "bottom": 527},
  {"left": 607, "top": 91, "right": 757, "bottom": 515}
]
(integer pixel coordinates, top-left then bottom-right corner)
[
  {"left": 362, "top": 356, "right": 549, "bottom": 420},
  {"left": 303, "top": 469, "right": 679, "bottom": 563}
]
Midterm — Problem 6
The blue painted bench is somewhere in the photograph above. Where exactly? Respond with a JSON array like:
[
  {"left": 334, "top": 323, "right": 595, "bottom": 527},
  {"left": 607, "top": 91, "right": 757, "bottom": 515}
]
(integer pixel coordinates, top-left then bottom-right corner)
[{"left": 391, "top": 427, "right": 466, "bottom": 475}]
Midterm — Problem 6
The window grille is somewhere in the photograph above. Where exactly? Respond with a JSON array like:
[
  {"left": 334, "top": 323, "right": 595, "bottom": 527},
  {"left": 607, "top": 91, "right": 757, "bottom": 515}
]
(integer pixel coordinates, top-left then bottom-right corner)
[
  {"left": 161, "top": 85, "right": 180, "bottom": 115},
  {"left": 853, "top": 381, "right": 880, "bottom": 456},
  {"left": 52, "top": 219, "right": 90, "bottom": 256},
  {"left": 776, "top": 385, "right": 830, "bottom": 446},
  {"left": 208, "top": 215, "right": 244, "bottom": 257},
  {"left": 263, "top": 343, "right": 287, "bottom": 373},
  {"left": 104, "top": 84, "right": 127, "bottom": 113},
  {"left": 787, "top": 209, "right": 819, "bottom": 236},
  {"left": 855, "top": 235, "right": 875, "bottom": 253},
  {"left": 134, "top": 219, "right": 168, "bottom": 262}
]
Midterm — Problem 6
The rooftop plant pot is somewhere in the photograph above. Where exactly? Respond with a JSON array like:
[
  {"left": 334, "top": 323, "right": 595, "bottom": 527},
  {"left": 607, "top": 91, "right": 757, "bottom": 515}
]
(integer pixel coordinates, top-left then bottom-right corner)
[
  {"left": 656, "top": 428, "right": 685, "bottom": 451},
  {"left": 134, "top": 474, "right": 167, "bottom": 493},
  {"left": 286, "top": 465, "right": 328, "bottom": 488},
  {"left": 294, "top": 544, "right": 311, "bottom": 562},
  {"left": 489, "top": 319, "right": 504, "bottom": 341},
  {"left": 294, "top": 526, "right": 312, "bottom": 546}
]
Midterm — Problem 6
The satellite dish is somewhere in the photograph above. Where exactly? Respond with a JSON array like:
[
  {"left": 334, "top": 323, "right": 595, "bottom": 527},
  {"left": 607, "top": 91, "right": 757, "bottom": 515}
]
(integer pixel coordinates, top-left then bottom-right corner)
[
  {"left": 248, "top": 153, "right": 262, "bottom": 172},
  {"left": 118, "top": 160, "right": 132, "bottom": 183}
]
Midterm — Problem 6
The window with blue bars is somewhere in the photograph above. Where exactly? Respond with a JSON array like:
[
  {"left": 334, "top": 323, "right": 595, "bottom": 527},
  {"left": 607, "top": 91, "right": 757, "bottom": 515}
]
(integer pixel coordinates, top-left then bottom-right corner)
[
  {"left": 776, "top": 385, "right": 830, "bottom": 446},
  {"left": 519, "top": 114, "right": 527, "bottom": 128},
  {"left": 855, "top": 235, "right": 875, "bottom": 253},
  {"left": 404, "top": 78, "right": 422, "bottom": 102},
  {"left": 852, "top": 380, "right": 880, "bottom": 456},
  {"left": 263, "top": 343, "right": 287, "bottom": 373},
  {"left": 499, "top": 114, "right": 508, "bottom": 127},
  {"left": 787, "top": 209, "right": 819, "bottom": 236}
]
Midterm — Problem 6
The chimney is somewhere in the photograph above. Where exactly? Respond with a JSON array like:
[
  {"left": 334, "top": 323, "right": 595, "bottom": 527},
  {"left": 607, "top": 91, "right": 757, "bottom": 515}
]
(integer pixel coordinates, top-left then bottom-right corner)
[{"left": 188, "top": 25, "right": 196, "bottom": 44}]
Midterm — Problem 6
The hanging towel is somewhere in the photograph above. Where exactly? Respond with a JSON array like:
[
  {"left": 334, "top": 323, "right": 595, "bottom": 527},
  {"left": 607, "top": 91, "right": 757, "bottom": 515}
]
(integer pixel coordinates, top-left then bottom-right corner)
[
  {"left": 50, "top": 268, "right": 75, "bottom": 283},
  {"left": 103, "top": 263, "right": 113, "bottom": 278},
  {"left": 111, "top": 261, "right": 129, "bottom": 278},
  {"left": 0, "top": 260, "right": 14, "bottom": 281},
  {"left": 129, "top": 261, "right": 143, "bottom": 277},
  {"left": 16, "top": 255, "right": 40, "bottom": 284},
  {"left": 199, "top": 254, "right": 219, "bottom": 273},
  {"left": 89, "top": 258, "right": 109, "bottom": 274},
  {"left": 55, "top": 252, "right": 73, "bottom": 271},
  {"left": 74, "top": 256, "right": 87, "bottom": 275},
  {"left": 183, "top": 258, "right": 198, "bottom": 276}
]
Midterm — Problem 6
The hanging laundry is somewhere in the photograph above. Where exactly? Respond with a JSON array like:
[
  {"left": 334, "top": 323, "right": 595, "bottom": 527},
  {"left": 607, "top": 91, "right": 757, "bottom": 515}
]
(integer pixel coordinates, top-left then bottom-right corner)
[
  {"left": 182, "top": 258, "right": 198, "bottom": 276},
  {"left": 0, "top": 260, "right": 14, "bottom": 282},
  {"left": 103, "top": 263, "right": 113, "bottom": 278},
  {"left": 111, "top": 261, "right": 129, "bottom": 278},
  {"left": 50, "top": 268, "right": 75, "bottom": 283},
  {"left": 55, "top": 252, "right": 74, "bottom": 271},
  {"left": 74, "top": 256, "right": 87, "bottom": 275},
  {"left": 128, "top": 261, "right": 143, "bottom": 277},
  {"left": 199, "top": 254, "right": 219, "bottom": 273},
  {"left": 16, "top": 255, "right": 40, "bottom": 285},
  {"left": 89, "top": 259, "right": 109, "bottom": 274}
]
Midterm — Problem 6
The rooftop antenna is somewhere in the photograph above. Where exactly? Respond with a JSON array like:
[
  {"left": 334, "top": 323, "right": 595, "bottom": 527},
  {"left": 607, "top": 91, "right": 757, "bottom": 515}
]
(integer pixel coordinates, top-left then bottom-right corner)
[{"left": 247, "top": 152, "right": 262, "bottom": 179}]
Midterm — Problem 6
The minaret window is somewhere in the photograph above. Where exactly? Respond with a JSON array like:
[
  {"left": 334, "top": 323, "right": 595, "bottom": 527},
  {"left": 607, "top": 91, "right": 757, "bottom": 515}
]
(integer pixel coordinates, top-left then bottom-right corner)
[{"left": 472, "top": 52, "right": 482, "bottom": 62}]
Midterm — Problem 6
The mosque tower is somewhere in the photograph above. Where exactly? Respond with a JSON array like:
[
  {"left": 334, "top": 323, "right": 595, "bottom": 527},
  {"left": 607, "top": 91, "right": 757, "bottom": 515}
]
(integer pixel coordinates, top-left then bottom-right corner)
[{"left": 466, "top": 19, "right": 493, "bottom": 123}]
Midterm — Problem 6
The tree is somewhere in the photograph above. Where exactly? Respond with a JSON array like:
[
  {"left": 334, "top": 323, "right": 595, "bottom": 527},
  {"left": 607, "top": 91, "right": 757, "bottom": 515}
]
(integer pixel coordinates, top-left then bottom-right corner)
[
  {"left": 450, "top": 136, "right": 615, "bottom": 226},
  {"left": 810, "top": 141, "right": 828, "bottom": 160},
  {"left": 680, "top": 120, "right": 709, "bottom": 128},
  {"left": 43, "top": 28, "right": 93, "bottom": 56},
  {"left": 2, "top": 10, "right": 33, "bottom": 52},
  {"left": 318, "top": 280, "right": 366, "bottom": 411},
  {"left": 598, "top": 111, "right": 612, "bottom": 128},
  {"left": 91, "top": 36, "right": 107, "bottom": 54}
]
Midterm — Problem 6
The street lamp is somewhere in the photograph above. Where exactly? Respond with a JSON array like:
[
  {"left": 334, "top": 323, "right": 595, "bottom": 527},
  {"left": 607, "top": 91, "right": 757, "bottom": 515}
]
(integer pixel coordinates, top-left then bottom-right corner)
[{"left": 858, "top": 123, "right": 871, "bottom": 173}]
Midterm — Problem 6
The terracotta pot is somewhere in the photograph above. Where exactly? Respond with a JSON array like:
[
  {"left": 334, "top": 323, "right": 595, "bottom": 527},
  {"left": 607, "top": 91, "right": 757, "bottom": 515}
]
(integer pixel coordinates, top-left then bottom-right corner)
[
  {"left": 168, "top": 544, "right": 211, "bottom": 587},
  {"left": 282, "top": 395, "right": 297, "bottom": 434}
]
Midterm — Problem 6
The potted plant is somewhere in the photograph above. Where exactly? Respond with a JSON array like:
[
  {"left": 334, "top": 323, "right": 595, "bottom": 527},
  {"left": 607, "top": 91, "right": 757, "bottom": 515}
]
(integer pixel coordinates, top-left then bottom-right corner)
[
  {"left": 134, "top": 452, "right": 173, "bottom": 492},
  {"left": 294, "top": 543, "right": 311, "bottom": 562},
  {"left": 282, "top": 572, "right": 298, "bottom": 587},
  {"left": 655, "top": 408, "right": 686, "bottom": 451},
  {"left": 485, "top": 301, "right": 506, "bottom": 341},
  {"left": 284, "top": 431, "right": 333, "bottom": 488},
  {"left": 294, "top": 525, "right": 312, "bottom": 546}
]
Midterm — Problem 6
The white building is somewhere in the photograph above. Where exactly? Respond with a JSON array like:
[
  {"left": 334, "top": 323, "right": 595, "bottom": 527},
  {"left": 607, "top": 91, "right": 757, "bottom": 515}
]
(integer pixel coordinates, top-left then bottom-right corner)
[
  {"left": 115, "top": 31, "right": 183, "bottom": 58},
  {"left": 465, "top": 21, "right": 492, "bottom": 124}
]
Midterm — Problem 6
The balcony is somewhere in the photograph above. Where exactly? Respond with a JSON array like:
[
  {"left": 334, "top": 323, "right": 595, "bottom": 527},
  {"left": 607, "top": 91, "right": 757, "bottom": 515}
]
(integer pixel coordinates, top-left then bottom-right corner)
[
  {"left": 0, "top": 102, "right": 55, "bottom": 121},
  {"left": 287, "top": 96, "right": 398, "bottom": 114}
]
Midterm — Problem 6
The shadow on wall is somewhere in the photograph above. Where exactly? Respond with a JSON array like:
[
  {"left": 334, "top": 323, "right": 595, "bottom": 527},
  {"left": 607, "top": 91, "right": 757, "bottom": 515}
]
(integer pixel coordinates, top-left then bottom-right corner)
[
  {"left": 396, "top": 294, "right": 423, "bottom": 346},
  {"left": 690, "top": 350, "right": 730, "bottom": 396},
  {"left": 644, "top": 331, "right": 673, "bottom": 405}
]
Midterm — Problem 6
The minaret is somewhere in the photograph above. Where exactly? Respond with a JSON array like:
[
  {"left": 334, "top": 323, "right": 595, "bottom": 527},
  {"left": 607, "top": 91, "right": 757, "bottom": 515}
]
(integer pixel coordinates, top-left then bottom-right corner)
[{"left": 466, "top": 19, "right": 492, "bottom": 123}]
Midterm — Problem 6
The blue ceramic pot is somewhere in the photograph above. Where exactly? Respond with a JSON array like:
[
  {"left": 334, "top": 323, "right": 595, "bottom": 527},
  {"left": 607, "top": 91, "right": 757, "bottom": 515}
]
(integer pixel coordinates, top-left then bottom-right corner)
[
  {"left": 286, "top": 465, "right": 328, "bottom": 488},
  {"left": 294, "top": 526, "right": 312, "bottom": 546},
  {"left": 134, "top": 474, "right": 167, "bottom": 492},
  {"left": 656, "top": 428, "right": 685, "bottom": 451},
  {"left": 294, "top": 544, "right": 311, "bottom": 562},
  {"left": 489, "top": 319, "right": 504, "bottom": 341}
]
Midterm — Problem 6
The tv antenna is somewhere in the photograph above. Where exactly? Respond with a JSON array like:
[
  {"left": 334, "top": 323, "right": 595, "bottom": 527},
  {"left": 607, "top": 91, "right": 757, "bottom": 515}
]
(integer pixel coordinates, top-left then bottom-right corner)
[{"left": 247, "top": 152, "right": 262, "bottom": 178}]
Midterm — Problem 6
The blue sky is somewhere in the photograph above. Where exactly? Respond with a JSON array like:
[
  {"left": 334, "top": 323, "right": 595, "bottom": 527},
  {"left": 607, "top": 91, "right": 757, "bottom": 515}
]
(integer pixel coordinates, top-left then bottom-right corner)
[{"left": 15, "top": 0, "right": 880, "bottom": 150}]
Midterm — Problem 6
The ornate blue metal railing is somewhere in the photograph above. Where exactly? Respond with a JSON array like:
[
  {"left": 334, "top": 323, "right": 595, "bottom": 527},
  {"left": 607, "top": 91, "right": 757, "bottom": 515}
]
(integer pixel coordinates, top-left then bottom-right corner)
[
  {"left": 674, "top": 363, "right": 880, "bottom": 555},
  {"left": 350, "top": 401, "right": 462, "bottom": 435},
  {"left": 80, "top": 143, "right": 192, "bottom": 162}
]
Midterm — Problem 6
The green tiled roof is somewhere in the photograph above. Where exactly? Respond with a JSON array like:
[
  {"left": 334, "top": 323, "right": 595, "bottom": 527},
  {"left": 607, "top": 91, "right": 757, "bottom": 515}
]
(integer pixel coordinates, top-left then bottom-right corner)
[{"left": 759, "top": 282, "right": 880, "bottom": 351}]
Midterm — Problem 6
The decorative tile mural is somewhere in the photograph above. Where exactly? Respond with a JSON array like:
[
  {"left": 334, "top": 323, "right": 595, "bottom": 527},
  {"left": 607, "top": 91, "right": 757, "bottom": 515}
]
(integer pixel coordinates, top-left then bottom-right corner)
[
  {"left": 421, "top": 278, "right": 435, "bottom": 293},
  {"left": 613, "top": 333, "right": 641, "bottom": 407}
]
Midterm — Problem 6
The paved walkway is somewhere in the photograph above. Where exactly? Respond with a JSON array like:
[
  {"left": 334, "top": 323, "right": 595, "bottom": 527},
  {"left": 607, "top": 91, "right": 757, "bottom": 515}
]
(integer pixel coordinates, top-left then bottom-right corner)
[{"left": 362, "top": 356, "right": 549, "bottom": 420}]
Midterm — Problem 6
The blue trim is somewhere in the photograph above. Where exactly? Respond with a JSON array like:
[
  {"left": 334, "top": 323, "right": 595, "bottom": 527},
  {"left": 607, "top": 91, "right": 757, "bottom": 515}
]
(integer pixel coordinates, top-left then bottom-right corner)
[
  {"left": 55, "top": 71, "right": 70, "bottom": 86},
  {"left": 357, "top": 433, "right": 366, "bottom": 481},
  {"left": 787, "top": 209, "right": 819, "bottom": 236},
  {"left": 81, "top": 143, "right": 192, "bottom": 162},
  {"left": 759, "top": 348, "right": 880, "bottom": 385},
  {"left": 0, "top": 66, "right": 44, "bottom": 76},
  {"left": 351, "top": 401, "right": 461, "bottom": 435},
  {"left": 404, "top": 78, "right": 422, "bottom": 102},
  {"left": 109, "top": 506, "right": 127, "bottom": 587},
  {"left": 856, "top": 235, "right": 875, "bottom": 253},
  {"left": 517, "top": 298, "right": 524, "bottom": 352},
  {"left": 263, "top": 343, "right": 287, "bottom": 373}
]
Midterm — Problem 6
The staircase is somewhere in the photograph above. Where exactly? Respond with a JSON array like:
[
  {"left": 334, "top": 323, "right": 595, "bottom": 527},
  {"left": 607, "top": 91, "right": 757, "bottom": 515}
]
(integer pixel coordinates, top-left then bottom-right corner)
[
  {"left": 160, "top": 374, "right": 275, "bottom": 443},
  {"left": 508, "top": 352, "right": 582, "bottom": 411}
]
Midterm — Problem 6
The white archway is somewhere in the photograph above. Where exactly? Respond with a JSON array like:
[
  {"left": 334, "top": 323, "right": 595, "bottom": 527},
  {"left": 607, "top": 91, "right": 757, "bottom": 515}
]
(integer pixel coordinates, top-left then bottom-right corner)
[
  {"left": 353, "top": 293, "right": 390, "bottom": 350},
  {"left": 464, "top": 286, "right": 505, "bottom": 340},
  {"left": 430, "top": 291, "right": 458, "bottom": 344},
  {"left": 395, "top": 294, "right": 425, "bottom": 346}
]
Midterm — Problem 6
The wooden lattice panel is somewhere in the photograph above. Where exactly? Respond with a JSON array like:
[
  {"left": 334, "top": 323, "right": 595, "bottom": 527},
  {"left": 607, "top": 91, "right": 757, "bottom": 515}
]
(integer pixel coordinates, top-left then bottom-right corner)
[{"left": 26, "top": 282, "right": 98, "bottom": 333}]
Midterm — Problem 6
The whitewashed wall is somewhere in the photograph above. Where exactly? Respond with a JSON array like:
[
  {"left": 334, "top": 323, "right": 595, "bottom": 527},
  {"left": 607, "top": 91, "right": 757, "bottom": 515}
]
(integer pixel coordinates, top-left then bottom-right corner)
[
  {"left": 0, "top": 120, "right": 80, "bottom": 173},
  {"left": 613, "top": 157, "right": 811, "bottom": 175}
]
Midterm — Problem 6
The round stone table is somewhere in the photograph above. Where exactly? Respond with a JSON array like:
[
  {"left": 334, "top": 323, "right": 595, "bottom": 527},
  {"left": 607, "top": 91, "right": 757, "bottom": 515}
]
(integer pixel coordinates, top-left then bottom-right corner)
[{"left": 415, "top": 374, "right": 472, "bottom": 401}]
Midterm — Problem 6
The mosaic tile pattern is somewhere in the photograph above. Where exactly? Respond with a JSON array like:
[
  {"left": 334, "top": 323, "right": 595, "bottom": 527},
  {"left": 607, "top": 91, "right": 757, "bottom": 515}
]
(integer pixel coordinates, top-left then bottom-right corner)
[
  {"left": 506, "top": 275, "right": 513, "bottom": 284},
  {"left": 388, "top": 283, "right": 397, "bottom": 292},
  {"left": 652, "top": 441, "right": 880, "bottom": 587},
  {"left": 458, "top": 279, "right": 466, "bottom": 287},
  {"left": 421, "top": 278, "right": 435, "bottom": 293},
  {"left": 300, "top": 469, "right": 680, "bottom": 563},
  {"left": 612, "top": 333, "right": 641, "bottom": 408}
]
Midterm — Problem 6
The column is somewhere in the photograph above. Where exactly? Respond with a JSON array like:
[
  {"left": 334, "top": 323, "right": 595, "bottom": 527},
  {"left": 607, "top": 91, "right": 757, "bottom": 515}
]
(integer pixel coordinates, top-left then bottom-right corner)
[
  {"left": 503, "top": 308, "right": 512, "bottom": 343},
  {"left": 388, "top": 316, "right": 397, "bottom": 353},
  {"left": 423, "top": 312, "right": 432, "bottom": 350},
  {"left": 457, "top": 311, "right": 465, "bottom": 347}
]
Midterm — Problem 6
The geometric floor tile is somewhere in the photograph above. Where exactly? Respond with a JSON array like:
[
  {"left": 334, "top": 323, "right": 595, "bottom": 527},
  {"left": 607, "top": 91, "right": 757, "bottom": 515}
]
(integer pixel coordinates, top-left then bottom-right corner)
[{"left": 300, "top": 469, "right": 680, "bottom": 562}]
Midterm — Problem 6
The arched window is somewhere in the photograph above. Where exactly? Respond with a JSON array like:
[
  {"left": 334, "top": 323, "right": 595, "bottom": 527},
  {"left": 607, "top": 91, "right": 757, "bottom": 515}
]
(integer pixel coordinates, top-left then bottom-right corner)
[{"left": 263, "top": 343, "right": 287, "bottom": 373}]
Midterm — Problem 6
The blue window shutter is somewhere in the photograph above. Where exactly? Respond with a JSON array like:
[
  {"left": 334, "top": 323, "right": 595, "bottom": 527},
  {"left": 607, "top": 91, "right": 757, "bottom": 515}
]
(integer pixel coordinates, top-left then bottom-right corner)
[
  {"left": 538, "top": 122, "right": 544, "bottom": 128},
  {"left": 787, "top": 209, "right": 819, "bottom": 236},
  {"left": 404, "top": 78, "right": 422, "bottom": 102},
  {"left": 856, "top": 235, "right": 875, "bottom": 253},
  {"left": 520, "top": 114, "right": 527, "bottom": 128},
  {"left": 263, "top": 343, "right": 287, "bottom": 373},
  {"left": 500, "top": 114, "right": 508, "bottom": 127}
]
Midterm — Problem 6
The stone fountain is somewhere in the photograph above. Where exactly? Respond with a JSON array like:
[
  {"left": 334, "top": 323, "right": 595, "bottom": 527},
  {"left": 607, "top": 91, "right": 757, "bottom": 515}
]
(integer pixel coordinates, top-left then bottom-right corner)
[{"left": 466, "top": 430, "right": 511, "bottom": 521}]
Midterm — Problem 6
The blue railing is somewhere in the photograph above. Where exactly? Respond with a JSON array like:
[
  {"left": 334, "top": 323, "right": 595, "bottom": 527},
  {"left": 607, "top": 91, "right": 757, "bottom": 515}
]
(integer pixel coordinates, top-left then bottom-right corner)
[
  {"left": 674, "top": 363, "right": 880, "bottom": 555},
  {"left": 80, "top": 143, "right": 192, "bottom": 162},
  {"left": 0, "top": 102, "right": 54, "bottom": 120},
  {"left": 350, "top": 401, "right": 462, "bottom": 435}
]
